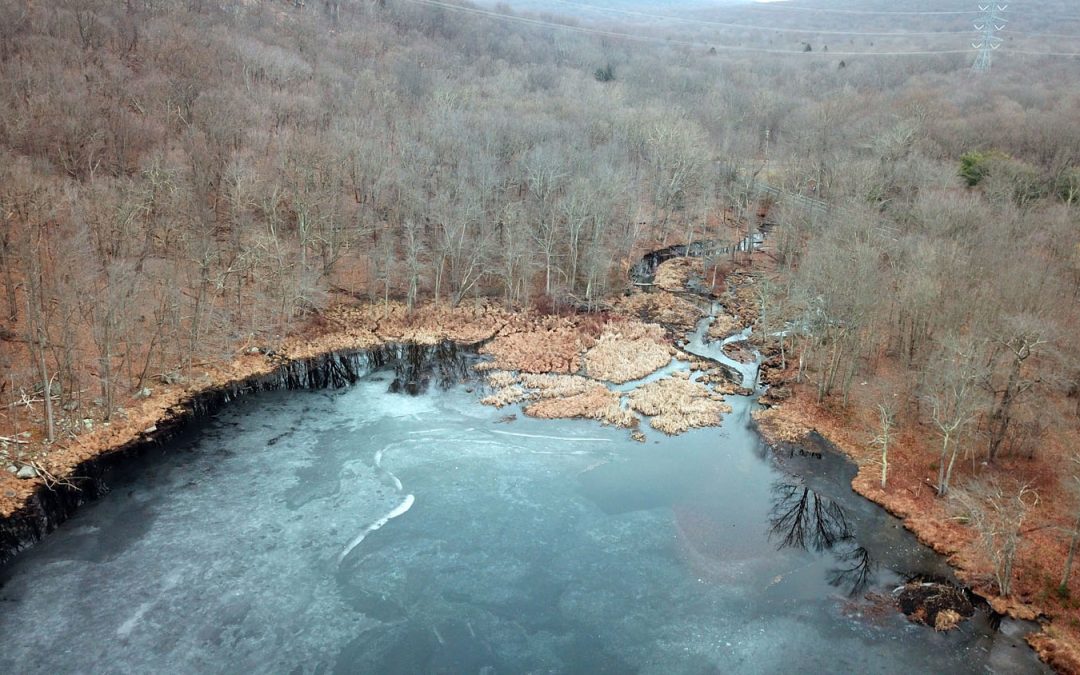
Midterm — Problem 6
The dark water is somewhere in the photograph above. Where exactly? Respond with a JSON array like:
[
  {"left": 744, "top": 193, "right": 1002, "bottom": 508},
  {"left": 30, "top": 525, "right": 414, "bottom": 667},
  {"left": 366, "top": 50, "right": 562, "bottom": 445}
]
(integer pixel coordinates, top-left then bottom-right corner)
[{"left": 0, "top": 371, "right": 1046, "bottom": 673}]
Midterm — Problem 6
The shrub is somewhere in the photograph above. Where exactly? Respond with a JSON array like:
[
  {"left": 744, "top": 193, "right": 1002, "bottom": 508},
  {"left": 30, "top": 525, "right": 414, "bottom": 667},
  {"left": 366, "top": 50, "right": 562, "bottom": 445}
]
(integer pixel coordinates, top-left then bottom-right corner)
[{"left": 594, "top": 63, "right": 615, "bottom": 82}]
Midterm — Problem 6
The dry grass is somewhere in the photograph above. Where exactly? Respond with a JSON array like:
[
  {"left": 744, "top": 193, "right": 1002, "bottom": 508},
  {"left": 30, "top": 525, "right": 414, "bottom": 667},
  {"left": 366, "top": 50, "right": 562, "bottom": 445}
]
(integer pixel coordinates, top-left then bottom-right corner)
[
  {"left": 935, "top": 609, "right": 963, "bottom": 631},
  {"left": 751, "top": 407, "right": 813, "bottom": 444},
  {"left": 524, "top": 385, "right": 637, "bottom": 428},
  {"left": 519, "top": 373, "right": 596, "bottom": 398},
  {"left": 485, "top": 371, "right": 520, "bottom": 389},
  {"left": 583, "top": 322, "right": 672, "bottom": 384},
  {"left": 481, "top": 385, "right": 527, "bottom": 408},
  {"left": 514, "top": 374, "right": 637, "bottom": 428},
  {"left": 722, "top": 271, "right": 760, "bottom": 327},
  {"left": 723, "top": 342, "right": 756, "bottom": 364},
  {"left": 326, "top": 301, "right": 513, "bottom": 345},
  {"left": 1030, "top": 631, "right": 1080, "bottom": 675},
  {"left": 696, "top": 370, "right": 739, "bottom": 394},
  {"left": 707, "top": 312, "right": 740, "bottom": 340},
  {"left": 479, "top": 316, "right": 592, "bottom": 374},
  {"left": 654, "top": 258, "right": 701, "bottom": 292},
  {"left": 627, "top": 371, "right": 732, "bottom": 435},
  {"left": 481, "top": 366, "right": 748, "bottom": 434},
  {"left": 614, "top": 291, "right": 703, "bottom": 332},
  {"left": 478, "top": 372, "right": 638, "bottom": 428}
]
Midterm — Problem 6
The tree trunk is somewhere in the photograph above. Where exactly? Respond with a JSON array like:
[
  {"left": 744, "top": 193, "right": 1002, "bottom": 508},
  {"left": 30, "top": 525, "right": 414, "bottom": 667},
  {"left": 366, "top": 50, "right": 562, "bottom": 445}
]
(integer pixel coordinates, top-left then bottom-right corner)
[
  {"left": 36, "top": 338, "right": 54, "bottom": 443},
  {"left": 937, "top": 432, "right": 952, "bottom": 496},
  {"left": 987, "top": 358, "right": 1021, "bottom": 462},
  {"left": 881, "top": 441, "right": 888, "bottom": 490},
  {"left": 943, "top": 433, "right": 963, "bottom": 497},
  {"left": 1061, "top": 514, "right": 1080, "bottom": 593}
]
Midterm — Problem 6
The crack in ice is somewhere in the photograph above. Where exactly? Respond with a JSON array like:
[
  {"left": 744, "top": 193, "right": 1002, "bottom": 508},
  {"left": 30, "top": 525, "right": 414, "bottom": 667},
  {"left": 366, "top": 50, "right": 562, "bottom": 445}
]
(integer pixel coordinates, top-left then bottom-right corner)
[
  {"left": 337, "top": 494, "right": 415, "bottom": 565},
  {"left": 489, "top": 430, "right": 613, "bottom": 442}
]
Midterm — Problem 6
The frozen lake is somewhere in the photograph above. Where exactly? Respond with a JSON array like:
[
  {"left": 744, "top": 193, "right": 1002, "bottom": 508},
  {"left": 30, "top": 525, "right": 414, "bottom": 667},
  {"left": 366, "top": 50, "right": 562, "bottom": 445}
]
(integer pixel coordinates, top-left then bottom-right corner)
[{"left": 0, "top": 366, "right": 1045, "bottom": 673}]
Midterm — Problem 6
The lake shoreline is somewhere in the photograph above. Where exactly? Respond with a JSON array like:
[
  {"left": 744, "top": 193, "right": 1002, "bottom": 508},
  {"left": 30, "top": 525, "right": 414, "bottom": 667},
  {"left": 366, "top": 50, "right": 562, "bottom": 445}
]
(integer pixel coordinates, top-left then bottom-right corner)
[
  {"left": 0, "top": 262, "right": 1065, "bottom": 671},
  {"left": 0, "top": 339, "right": 481, "bottom": 565}
]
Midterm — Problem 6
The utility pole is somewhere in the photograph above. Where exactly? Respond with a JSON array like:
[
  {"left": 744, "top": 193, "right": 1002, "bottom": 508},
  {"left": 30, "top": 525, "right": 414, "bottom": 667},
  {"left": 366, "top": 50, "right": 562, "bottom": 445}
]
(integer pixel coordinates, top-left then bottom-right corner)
[{"left": 972, "top": 3, "right": 1007, "bottom": 74}]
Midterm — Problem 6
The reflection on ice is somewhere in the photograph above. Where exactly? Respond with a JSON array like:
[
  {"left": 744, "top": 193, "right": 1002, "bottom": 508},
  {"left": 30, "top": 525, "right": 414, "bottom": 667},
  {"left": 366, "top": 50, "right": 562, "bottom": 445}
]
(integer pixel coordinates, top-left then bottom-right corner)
[
  {"left": 768, "top": 481, "right": 879, "bottom": 596},
  {"left": 769, "top": 482, "right": 852, "bottom": 552}
]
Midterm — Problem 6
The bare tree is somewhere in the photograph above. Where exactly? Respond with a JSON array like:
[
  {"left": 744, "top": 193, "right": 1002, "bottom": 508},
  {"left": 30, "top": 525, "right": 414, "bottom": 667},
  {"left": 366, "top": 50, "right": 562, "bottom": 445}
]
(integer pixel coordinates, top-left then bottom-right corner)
[
  {"left": 922, "top": 337, "right": 985, "bottom": 497},
  {"left": 1059, "top": 451, "right": 1080, "bottom": 596},
  {"left": 402, "top": 219, "right": 423, "bottom": 312},
  {"left": 981, "top": 316, "right": 1050, "bottom": 462},
  {"left": 521, "top": 146, "right": 566, "bottom": 297},
  {"left": 950, "top": 477, "right": 1038, "bottom": 598},
  {"left": 870, "top": 399, "right": 897, "bottom": 490}
]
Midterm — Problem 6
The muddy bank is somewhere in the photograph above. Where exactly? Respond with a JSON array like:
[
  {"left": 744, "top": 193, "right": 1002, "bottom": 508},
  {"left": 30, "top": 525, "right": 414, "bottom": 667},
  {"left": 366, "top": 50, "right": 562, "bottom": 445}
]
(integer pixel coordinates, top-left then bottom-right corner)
[{"left": 0, "top": 341, "right": 473, "bottom": 566}]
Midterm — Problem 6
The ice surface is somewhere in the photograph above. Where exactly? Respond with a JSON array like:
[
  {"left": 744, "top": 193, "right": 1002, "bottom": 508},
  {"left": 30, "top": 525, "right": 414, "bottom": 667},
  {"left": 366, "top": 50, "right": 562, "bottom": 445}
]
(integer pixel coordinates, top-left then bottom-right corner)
[{"left": 0, "top": 373, "right": 1047, "bottom": 674}]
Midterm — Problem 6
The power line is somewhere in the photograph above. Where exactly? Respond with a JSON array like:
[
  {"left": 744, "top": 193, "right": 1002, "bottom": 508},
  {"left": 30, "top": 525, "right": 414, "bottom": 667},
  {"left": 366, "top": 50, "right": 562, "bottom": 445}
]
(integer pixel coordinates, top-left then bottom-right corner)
[
  {"left": 1003, "top": 29, "right": 1080, "bottom": 40},
  {"left": 972, "top": 3, "right": 1007, "bottom": 73},
  {"left": 397, "top": 0, "right": 1080, "bottom": 60},
  {"left": 543, "top": 0, "right": 975, "bottom": 37},
  {"left": 547, "top": 0, "right": 1080, "bottom": 41},
  {"left": 399, "top": 0, "right": 974, "bottom": 56},
  {"left": 1010, "top": 48, "right": 1080, "bottom": 56},
  {"left": 736, "top": 3, "right": 981, "bottom": 16}
]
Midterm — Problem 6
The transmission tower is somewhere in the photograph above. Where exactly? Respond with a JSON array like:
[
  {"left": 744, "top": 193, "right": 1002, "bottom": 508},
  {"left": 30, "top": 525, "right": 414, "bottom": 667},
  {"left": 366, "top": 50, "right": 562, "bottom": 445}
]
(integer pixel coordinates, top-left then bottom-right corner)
[{"left": 972, "top": 3, "right": 1007, "bottom": 73}]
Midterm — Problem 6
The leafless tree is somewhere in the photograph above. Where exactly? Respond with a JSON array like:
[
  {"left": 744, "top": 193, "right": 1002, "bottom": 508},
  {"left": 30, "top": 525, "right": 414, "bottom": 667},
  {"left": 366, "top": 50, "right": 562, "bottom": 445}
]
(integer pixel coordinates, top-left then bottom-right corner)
[
  {"left": 870, "top": 399, "right": 897, "bottom": 490},
  {"left": 950, "top": 477, "right": 1038, "bottom": 598},
  {"left": 922, "top": 337, "right": 985, "bottom": 497},
  {"left": 981, "top": 316, "right": 1051, "bottom": 462}
]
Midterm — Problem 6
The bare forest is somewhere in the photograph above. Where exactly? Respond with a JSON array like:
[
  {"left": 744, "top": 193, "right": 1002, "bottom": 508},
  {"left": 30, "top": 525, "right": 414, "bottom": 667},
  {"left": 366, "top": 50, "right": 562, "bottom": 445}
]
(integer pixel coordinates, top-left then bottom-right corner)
[{"left": 1, "top": 0, "right": 1080, "bottom": 668}]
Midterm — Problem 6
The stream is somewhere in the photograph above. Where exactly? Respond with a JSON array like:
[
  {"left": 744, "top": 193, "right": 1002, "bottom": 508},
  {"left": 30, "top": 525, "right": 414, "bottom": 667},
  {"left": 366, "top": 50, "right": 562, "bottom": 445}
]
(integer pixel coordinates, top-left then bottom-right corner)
[{"left": 0, "top": 324, "right": 1048, "bottom": 673}]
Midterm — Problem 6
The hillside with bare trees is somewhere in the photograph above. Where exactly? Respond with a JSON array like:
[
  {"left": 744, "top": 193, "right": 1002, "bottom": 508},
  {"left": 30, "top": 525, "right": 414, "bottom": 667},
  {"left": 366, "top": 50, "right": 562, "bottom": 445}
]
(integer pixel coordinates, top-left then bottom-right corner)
[{"left": 1, "top": 0, "right": 1079, "bottom": 669}]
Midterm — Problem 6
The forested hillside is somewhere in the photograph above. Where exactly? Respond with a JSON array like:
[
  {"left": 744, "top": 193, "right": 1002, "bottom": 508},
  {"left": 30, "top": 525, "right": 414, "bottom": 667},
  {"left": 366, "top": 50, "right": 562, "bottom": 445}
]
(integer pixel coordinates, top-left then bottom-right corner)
[
  {"left": 1, "top": 0, "right": 1080, "bottom": 664},
  {"left": 2, "top": 0, "right": 1076, "bottom": 434},
  {"left": 0, "top": 0, "right": 763, "bottom": 430}
]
